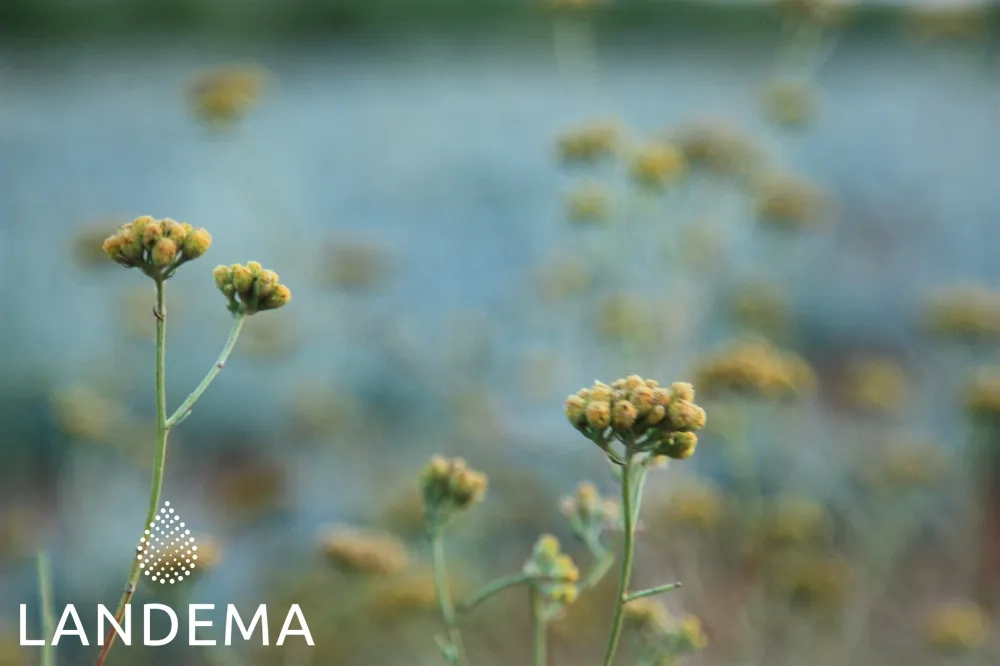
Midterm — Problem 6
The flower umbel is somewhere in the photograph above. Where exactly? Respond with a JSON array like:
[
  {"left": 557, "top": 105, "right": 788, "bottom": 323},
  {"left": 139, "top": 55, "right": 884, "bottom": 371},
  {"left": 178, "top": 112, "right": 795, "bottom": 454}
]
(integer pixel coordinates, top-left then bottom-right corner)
[
  {"left": 102, "top": 216, "right": 212, "bottom": 279},
  {"left": 420, "top": 456, "right": 489, "bottom": 525},
  {"left": 213, "top": 262, "right": 292, "bottom": 315}
]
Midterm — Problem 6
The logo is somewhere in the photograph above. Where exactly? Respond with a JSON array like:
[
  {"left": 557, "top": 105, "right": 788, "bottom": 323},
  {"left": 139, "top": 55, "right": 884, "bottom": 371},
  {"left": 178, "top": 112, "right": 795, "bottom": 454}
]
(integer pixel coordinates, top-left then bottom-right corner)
[{"left": 20, "top": 501, "right": 314, "bottom": 648}]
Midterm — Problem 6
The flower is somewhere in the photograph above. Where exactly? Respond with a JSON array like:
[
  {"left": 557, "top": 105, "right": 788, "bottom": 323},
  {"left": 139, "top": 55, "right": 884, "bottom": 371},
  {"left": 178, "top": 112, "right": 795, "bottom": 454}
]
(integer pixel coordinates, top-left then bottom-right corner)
[
  {"left": 762, "top": 77, "right": 820, "bottom": 129},
  {"left": 556, "top": 121, "right": 620, "bottom": 165},
  {"left": 523, "top": 534, "right": 580, "bottom": 606},
  {"left": 566, "top": 376, "right": 707, "bottom": 461},
  {"left": 660, "top": 477, "right": 723, "bottom": 531},
  {"left": 420, "top": 456, "right": 489, "bottom": 521},
  {"left": 923, "top": 602, "right": 989, "bottom": 653},
  {"left": 692, "top": 339, "right": 816, "bottom": 399},
  {"left": 624, "top": 599, "right": 708, "bottom": 660},
  {"left": 923, "top": 285, "right": 1000, "bottom": 342},
  {"left": 755, "top": 174, "right": 828, "bottom": 230},
  {"left": 840, "top": 357, "right": 909, "bottom": 415},
  {"left": 102, "top": 216, "right": 212, "bottom": 278},
  {"left": 560, "top": 481, "right": 620, "bottom": 542},
  {"left": 317, "top": 525, "right": 409, "bottom": 576},
  {"left": 629, "top": 142, "right": 686, "bottom": 190},
  {"left": 566, "top": 182, "right": 612, "bottom": 224},
  {"left": 673, "top": 119, "right": 766, "bottom": 181},
  {"left": 188, "top": 66, "right": 265, "bottom": 126},
  {"left": 213, "top": 262, "right": 291, "bottom": 315}
]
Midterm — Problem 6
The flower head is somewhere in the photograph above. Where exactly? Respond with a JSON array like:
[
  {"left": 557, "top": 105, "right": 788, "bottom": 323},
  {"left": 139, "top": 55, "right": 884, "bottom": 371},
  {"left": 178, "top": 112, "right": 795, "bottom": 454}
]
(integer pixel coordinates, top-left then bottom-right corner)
[
  {"left": 556, "top": 121, "right": 620, "bottom": 165},
  {"left": 213, "top": 262, "right": 291, "bottom": 315},
  {"left": 692, "top": 339, "right": 816, "bottom": 399},
  {"left": 188, "top": 65, "right": 265, "bottom": 127},
  {"left": 924, "top": 602, "right": 989, "bottom": 653},
  {"left": 923, "top": 285, "right": 1000, "bottom": 342},
  {"left": 762, "top": 77, "right": 820, "bottom": 129},
  {"left": 523, "top": 534, "right": 580, "bottom": 606},
  {"left": 560, "top": 481, "right": 620, "bottom": 542},
  {"left": 630, "top": 142, "right": 686, "bottom": 190},
  {"left": 756, "top": 174, "right": 828, "bottom": 230},
  {"left": 317, "top": 525, "right": 409, "bottom": 576},
  {"left": 420, "top": 456, "right": 488, "bottom": 523},
  {"left": 624, "top": 600, "right": 708, "bottom": 660},
  {"left": 102, "top": 216, "right": 211, "bottom": 279}
]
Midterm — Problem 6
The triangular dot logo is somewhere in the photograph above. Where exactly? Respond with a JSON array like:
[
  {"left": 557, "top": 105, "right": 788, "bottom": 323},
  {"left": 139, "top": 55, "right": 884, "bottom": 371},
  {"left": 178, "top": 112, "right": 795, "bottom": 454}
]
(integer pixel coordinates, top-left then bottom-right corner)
[{"left": 136, "top": 501, "right": 199, "bottom": 585}]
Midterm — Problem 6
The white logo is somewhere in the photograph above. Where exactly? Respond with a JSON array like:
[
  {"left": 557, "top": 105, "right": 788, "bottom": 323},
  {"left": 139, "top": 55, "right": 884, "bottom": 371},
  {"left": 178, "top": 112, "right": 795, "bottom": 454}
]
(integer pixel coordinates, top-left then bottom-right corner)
[{"left": 137, "top": 502, "right": 198, "bottom": 585}]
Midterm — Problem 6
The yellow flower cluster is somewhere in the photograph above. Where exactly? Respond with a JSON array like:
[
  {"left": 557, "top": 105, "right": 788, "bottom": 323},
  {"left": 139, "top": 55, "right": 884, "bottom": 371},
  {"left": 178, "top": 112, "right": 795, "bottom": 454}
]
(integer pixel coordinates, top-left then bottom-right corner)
[
  {"left": 841, "top": 358, "right": 909, "bottom": 415},
  {"left": 556, "top": 121, "right": 620, "bottom": 164},
  {"left": 624, "top": 599, "right": 708, "bottom": 659},
  {"left": 188, "top": 66, "right": 265, "bottom": 126},
  {"left": 673, "top": 119, "right": 765, "bottom": 181},
  {"left": 693, "top": 340, "right": 815, "bottom": 399},
  {"left": 419, "top": 456, "right": 489, "bottom": 520},
  {"left": 661, "top": 477, "right": 723, "bottom": 531},
  {"left": 923, "top": 602, "right": 989, "bottom": 653},
  {"left": 756, "top": 174, "right": 827, "bottom": 230},
  {"left": 213, "top": 262, "right": 292, "bottom": 315},
  {"left": 565, "top": 376, "right": 707, "bottom": 460},
  {"left": 629, "top": 142, "right": 686, "bottom": 190},
  {"left": 923, "top": 285, "right": 1000, "bottom": 342},
  {"left": 965, "top": 365, "right": 1000, "bottom": 421},
  {"left": 523, "top": 535, "right": 580, "bottom": 605},
  {"left": 317, "top": 525, "right": 409, "bottom": 576},
  {"left": 762, "top": 77, "right": 819, "bottom": 129},
  {"left": 560, "top": 481, "right": 620, "bottom": 542},
  {"left": 102, "top": 216, "right": 212, "bottom": 277},
  {"left": 566, "top": 182, "right": 611, "bottom": 224}
]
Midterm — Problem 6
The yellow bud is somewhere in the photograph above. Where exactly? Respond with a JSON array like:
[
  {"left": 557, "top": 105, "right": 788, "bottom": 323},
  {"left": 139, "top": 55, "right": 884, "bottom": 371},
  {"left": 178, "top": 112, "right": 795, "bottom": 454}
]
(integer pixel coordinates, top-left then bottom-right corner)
[
  {"left": 213, "top": 265, "right": 232, "bottom": 290},
  {"left": 142, "top": 221, "right": 163, "bottom": 248},
  {"left": 671, "top": 381, "right": 695, "bottom": 402},
  {"left": 630, "top": 385, "right": 654, "bottom": 414},
  {"left": 151, "top": 238, "right": 178, "bottom": 267},
  {"left": 231, "top": 264, "right": 254, "bottom": 296},
  {"left": 565, "top": 394, "right": 587, "bottom": 425},
  {"left": 261, "top": 284, "right": 292, "bottom": 311},
  {"left": 162, "top": 219, "right": 187, "bottom": 244},
  {"left": 585, "top": 400, "right": 612, "bottom": 429},
  {"left": 102, "top": 236, "right": 125, "bottom": 263},
  {"left": 130, "top": 215, "right": 154, "bottom": 239},
  {"left": 612, "top": 400, "right": 638, "bottom": 430},
  {"left": 182, "top": 227, "right": 212, "bottom": 259}
]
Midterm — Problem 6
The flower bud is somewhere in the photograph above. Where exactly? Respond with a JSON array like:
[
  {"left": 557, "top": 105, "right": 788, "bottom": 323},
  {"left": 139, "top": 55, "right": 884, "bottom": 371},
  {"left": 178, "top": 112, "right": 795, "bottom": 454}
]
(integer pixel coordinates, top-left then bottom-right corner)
[
  {"left": 162, "top": 219, "right": 187, "bottom": 244},
  {"left": 565, "top": 394, "right": 587, "bottom": 426},
  {"left": 182, "top": 227, "right": 212, "bottom": 259},
  {"left": 142, "top": 221, "right": 163, "bottom": 249},
  {"left": 612, "top": 400, "right": 638, "bottom": 430},
  {"left": 213, "top": 265, "right": 232, "bottom": 290},
  {"left": 151, "top": 238, "right": 178, "bottom": 267},
  {"left": 671, "top": 382, "right": 695, "bottom": 402},
  {"left": 585, "top": 400, "right": 612, "bottom": 429}
]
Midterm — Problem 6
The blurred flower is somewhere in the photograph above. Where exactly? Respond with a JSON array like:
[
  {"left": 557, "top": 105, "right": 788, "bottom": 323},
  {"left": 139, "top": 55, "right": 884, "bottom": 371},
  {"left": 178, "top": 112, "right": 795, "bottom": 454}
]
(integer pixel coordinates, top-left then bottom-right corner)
[
  {"left": 213, "top": 262, "right": 291, "bottom": 315},
  {"left": 187, "top": 65, "right": 265, "bottom": 127},
  {"left": 673, "top": 119, "right": 766, "bottom": 181},
  {"left": 210, "top": 458, "right": 287, "bottom": 519},
  {"left": 535, "top": 254, "right": 592, "bottom": 301},
  {"left": 755, "top": 174, "right": 828, "bottom": 230},
  {"left": 287, "top": 382, "right": 361, "bottom": 438},
  {"left": 103, "top": 216, "right": 211, "bottom": 277},
  {"left": 368, "top": 567, "right": 457, "bottom": 620},
  {"left": 420, "top": 456, "right": 489, "bottom": 522},
  {"left": 624, "top": 599, "right": 708, "bottom": 661},
  {"left": 865, "top": 433, "right": 946, "bottom": 490},
  {"left": 629, "top": 141, "right": 687, "bottom": 190},
  {"left": 693, "top": 339, "right": 816, "bottom": 399},
  {"left": 566, "top": 181, "right": 612, "bottom": 225},
  {"left": 923, "top": 601, "right": 989, "bottom": 653},
  {"left": 322, "top": 239, "right": 392, "bottom": 291},
  {"left": 759, "top": 496, "right": 830, "bottom": 548},
  {"left": 556, "top": 121, "right": 620, "bottom": 165},
  {"left": 965, "top": 365, "right": 1000, "bottom": 422},
  {"left": 778, "top": 553, "right": 852, "bottom": 609},
  {"left": 659, "top": 477, "right": 723, "bottom": 531},
  {"left": 595, "top": 293, "right": 649, "bottom": 343},
  {"left": 730, "top": 281, "right": 790, "bottom": 338},
  {"left": 762, "top": 77, "right": 820, "bottom": 129},
  {"left": 922, "top": 285, "right": 1000, "bottom": 342},
  {"left": 318, "top": 525, "right": 409, "bottom": 576},
  {"left": 566, "top": 376, "right": 706, "bottom": 461},
  {"left": 523, "top": 534, "right": 580, "bottom": 606},
  {"left": 239, "top": 316, "right": 298, "bottom": 358},
  {"left": 50, "top": 385, "right": 128, "bottom": 442},
  {"left": 560, "top": 481, "right": 620, "bottom": 543},
  {"left": 840, "top": 357, "right": 909, "bottom": 415}
]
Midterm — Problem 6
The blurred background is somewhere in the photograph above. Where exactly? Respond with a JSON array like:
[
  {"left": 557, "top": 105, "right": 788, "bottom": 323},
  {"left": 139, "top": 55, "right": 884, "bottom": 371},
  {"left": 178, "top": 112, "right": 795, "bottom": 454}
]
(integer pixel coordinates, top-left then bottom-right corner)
[{"left": 2, "top": 0, "right": 1000, "bottom": 664}]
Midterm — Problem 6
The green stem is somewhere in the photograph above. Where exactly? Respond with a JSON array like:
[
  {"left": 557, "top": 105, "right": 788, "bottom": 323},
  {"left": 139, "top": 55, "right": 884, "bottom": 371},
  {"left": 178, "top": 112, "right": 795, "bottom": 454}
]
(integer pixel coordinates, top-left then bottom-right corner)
[
  {"left": 580, "top": 546, "right": 616, "bottom": 592},
  {"left": 623, "top": 582, "right": 682, "bottom": 603},
  {"left": 95, "top": 280, "right": 170, "bottom": 666},
  {"left": 166, "top": 314, "right": 245, "bottom": 428},
  {"left": 431, "top": 525, "right": 465, "bottom": 666},
  {"left": 601, "top": 457, "right": 640, "bottom": 666},
  {"left": 530, "top": 587, "right": 547, "bottom": 666},
  {"left": 37, "top": 551, "right": 55, "bottom": 666},
  {"left": 457, "top": 572, "right": 533, "bottom": 615}
]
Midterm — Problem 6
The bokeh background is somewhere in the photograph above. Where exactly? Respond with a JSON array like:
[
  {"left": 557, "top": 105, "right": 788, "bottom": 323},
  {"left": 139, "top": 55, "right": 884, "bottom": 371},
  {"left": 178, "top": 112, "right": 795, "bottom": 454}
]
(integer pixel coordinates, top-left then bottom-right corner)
[{"left": 2, "top": 0, "right": 1000, "bottom": 664}]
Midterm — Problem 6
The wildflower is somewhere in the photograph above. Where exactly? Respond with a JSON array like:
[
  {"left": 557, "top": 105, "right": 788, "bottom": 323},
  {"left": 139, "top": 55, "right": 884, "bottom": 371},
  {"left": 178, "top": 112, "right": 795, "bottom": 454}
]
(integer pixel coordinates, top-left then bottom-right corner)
[
  {"left": 692, "top": 339, "right": 816, "bottom": 399},
  {"left": 566, "top": 376, "right": 707, "bottom": 462},
  {"left": 629, "top": 142, "right": 686, "bottom": 190},
  {"left": 840, "top": 357, "right": 909, "bottom": 415},
  {"left": 50, "top": 386, "right": 127, "bottom": 442},
  {"left": 730, "top": 282, "right": 790, "bottom": 337},
  {"left": 187, "top": 65, "right": 265, "bottom": 126},
  {"left": 213, "top": 262, "right": 292, "bottom": 315},
  {"left": 660, "top": 477, "right": 723, "bottom": 531},
  {"left": 922, "top": 285, "right": 1000, "bottom": 342},
  {"left": 239, "top": 316, "right": 298, "bottom": 358},
  {"left": 566, "top": 182, "right": 612, "bottom": 224},
  {"left": 523, "top": 534, "right": 580, "bottom": 606},
  {"left": 556, "top": 121, "right": 620, "bottom": 165},
  {"left": 762, "top": 77, "right": 819, "bottom": 129},
  {"left": 560, "top": 481, "right": 620, "bottom": 542},
  {"left": 102, "top": 216, "right": 212, "bottom": 279},
  {"left": 923, "top": 602, "right": 989, "bottom": 653},
  {"left": 760, "top": 496, "right": 830, "bottom": 547},
  {"left": 780, "top": 554, "right": 852, "bottom": 608},
  {"left": 965, "top": 365, "right": 1000, "bottom": 422},
  {"left": 317, "top": 525, "right": 409, "bottom": 576},
  {"left": 865, "top": 433, "right": 945, "bottom": 490},
  {"left": 755, "top": 174, "right": 828, "bottom": 230},
  {"left": 368, "top": 567, "right": 455, "bottom": 620},
  {"left": 673, "top": 119, "right": 767, "bottom": 182},
  {"left": 420, "top": 456, "right": 489, "bottom": 523},
  {"left": 624, "top": 599, "right": 708, "bottom": 660},
  {"left": 535, "top": 254, "right": 592, "bottom": 301}
]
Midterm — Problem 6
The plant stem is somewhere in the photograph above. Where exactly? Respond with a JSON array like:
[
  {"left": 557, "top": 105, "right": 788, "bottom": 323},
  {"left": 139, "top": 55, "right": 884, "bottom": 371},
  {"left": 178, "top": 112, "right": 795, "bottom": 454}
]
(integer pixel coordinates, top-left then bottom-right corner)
[
  {"left": 166, "top": 314, "right": 245, "bottom": 428},
  {"left": 458, "top": 572, "right": 533, "bottom": 615},
  {"left": 623, "top": 582, "right": 682, "bottom": 603},
  {"left": 95, "top": 280, "right": 170, "bottom": 666},
  {"left": 530, "top": 586, "right": 547, "bottom": 666},
  {"left": 37, "top": 551, "right": 55, "bottom": 666},
  {"left": 430, "top": 525, "right": 465, "bottom": 666},
  {"left": 601, "top": 457, "right": 639, "bottom": 666}
]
